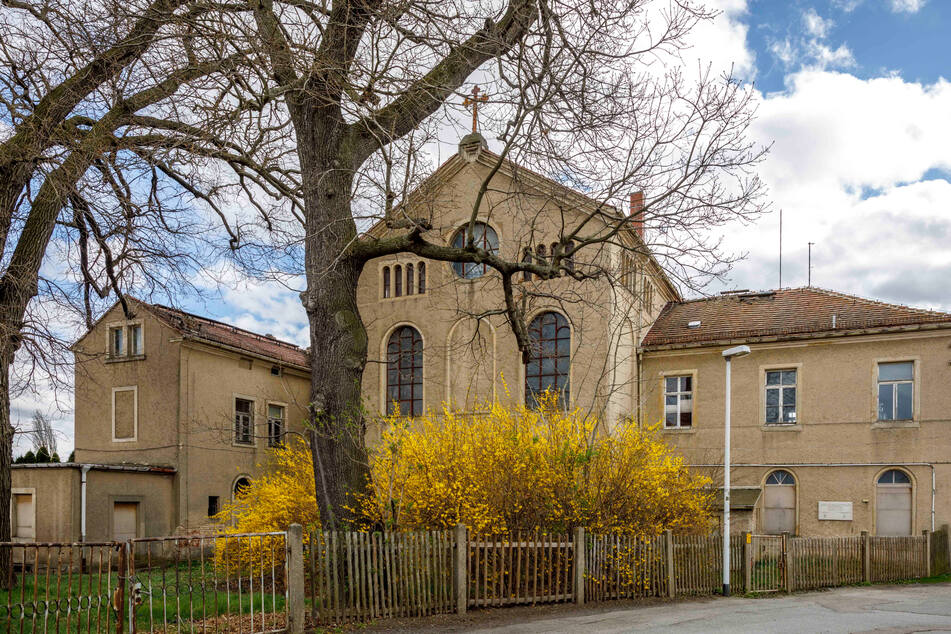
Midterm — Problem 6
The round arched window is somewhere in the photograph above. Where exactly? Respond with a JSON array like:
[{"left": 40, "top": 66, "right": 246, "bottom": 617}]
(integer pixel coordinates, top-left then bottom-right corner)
[
  {"left": 233, "top": 476, "right": 252, "bottom": 497},
  {"left": 878, "top": 469, "right": 911, "bottom": 484},
  {"left": 524, "top": 311, "right": 570, "bottom": 408},
  {"left": 451, "top": 222, "right": 499, "bottom": 278},
  {"left": 386, "top": 325, "right": 423, "bottom": 416}
]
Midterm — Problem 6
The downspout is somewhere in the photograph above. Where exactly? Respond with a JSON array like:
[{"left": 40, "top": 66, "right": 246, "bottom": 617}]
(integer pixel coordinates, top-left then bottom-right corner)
[
  {"left": 688, "top": 461, "right": 937, "bottom": 531},
  {"left": 80, "top": 464, "right": 92, "bottom": 541}
]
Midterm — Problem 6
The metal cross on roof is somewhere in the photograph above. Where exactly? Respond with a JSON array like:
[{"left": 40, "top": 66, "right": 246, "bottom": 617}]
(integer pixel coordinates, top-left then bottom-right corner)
[{"left": 463, "top": 85, "right": 488, "bottom": 133}]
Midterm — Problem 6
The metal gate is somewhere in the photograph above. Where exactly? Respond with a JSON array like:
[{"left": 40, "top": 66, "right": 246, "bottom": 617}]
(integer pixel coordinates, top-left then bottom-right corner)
[{"left": 747, "top": 534, "right": 786, "bottom": 592}]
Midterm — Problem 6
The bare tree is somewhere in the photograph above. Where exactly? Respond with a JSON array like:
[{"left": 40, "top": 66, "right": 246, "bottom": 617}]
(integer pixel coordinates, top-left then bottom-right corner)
[
  {"left": 187, "top": 0, "right": 770, "bottom": 528},
  {"left": 0, "top": 0, "right": 296, "bottom": 580},
  {"left": 29, "top": 410, "right": 56, "bottom": 456}
]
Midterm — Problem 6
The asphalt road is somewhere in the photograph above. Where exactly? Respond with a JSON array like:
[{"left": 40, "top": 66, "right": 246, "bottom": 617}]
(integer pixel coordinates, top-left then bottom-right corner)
[{"left": 465, "top": 583, "right": 951, "bottom": 634}]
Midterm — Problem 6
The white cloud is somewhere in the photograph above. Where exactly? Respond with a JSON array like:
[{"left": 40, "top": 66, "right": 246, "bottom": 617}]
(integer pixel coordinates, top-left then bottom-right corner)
[
  {"left": 889, "top": 0, "right": 926, "bottom": 13},
  {"left": 714, "top": 69, "right": 951, "bottom": 310},
  {"left": 806, "top": 41, "right": 856, "bottom": 70},
  {"left": 802, "top": 8, "right": 833, "bottom": 38},
  {"left": 684, "top": 0, "right": 756, "bottom": 79}
]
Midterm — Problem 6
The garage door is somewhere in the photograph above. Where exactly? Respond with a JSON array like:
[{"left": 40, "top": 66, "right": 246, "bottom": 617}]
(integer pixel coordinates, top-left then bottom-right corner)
[{"left": 113, "top": 502, "right": 139, "bottom": 541}]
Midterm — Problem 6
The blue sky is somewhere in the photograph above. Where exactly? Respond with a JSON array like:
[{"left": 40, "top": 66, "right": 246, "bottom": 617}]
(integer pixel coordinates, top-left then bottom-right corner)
[{"left": 16, "top": 0, "right": 951, "bottom": 454}]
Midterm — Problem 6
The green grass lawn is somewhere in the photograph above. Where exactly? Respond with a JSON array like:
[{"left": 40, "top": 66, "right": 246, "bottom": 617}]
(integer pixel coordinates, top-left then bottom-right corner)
[{"left": 0, "top": 562, "right": 285, "bottom": 632}]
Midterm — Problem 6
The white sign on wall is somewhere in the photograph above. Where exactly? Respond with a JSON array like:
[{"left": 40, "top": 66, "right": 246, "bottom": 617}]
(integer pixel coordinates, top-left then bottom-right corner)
[{"left": 818, "top": 501, "right": 853, "bottom": 521}]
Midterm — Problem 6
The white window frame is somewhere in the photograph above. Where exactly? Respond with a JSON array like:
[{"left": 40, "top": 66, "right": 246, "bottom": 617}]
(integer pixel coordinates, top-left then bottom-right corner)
[
  {"left": 106, "top": 321, "right": 144, "bottom": 359},
  {"left": 876, "top": 360, "right": 916, "bottom": 422},
  {"left": 266, "top": 401, "right": 286, "bottom": 448},
  {"left": 233, "top": 395, "right": 255, "bottom": 447},
  {"left": 662, "top": 372, "right": 694, "bottom": 429},
  {"left": 111, "top": 386, "right": 138, "bottom": 442},
  {"left": 764, "top": 368, "right": 798, "bottom": 426}
]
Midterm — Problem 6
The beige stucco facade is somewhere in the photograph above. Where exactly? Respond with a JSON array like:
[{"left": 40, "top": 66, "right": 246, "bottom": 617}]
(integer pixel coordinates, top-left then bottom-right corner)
[{"left": 640, "top": 328, "right": 951, "bottom": 536}]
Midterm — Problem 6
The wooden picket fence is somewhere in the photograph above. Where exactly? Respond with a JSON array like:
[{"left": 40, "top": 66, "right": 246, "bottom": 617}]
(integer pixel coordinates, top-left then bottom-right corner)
[{"left": 302, "top": 526, "right": 938, "bottom": 626}]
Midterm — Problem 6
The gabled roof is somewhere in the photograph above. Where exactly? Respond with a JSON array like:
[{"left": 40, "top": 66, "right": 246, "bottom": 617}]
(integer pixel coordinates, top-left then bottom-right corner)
[
  {"left": 363, "top": 141, "right": 682, "bottom": 301},
  {"left": 641, "top": 287, "right": 951, "bottom": 349},
  {"left": 141, "top": 302, "right": 309, "bottom": 368}
]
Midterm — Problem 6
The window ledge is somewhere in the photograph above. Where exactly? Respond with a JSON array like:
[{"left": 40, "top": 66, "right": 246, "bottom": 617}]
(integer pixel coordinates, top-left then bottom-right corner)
[
  {"left": 761, "top": 424, "right": 802, "bottom": 432},
  {"left": 872, "top": 420, "right": 919, "bottom": 430},
  {"left": 662, "top": 427, "right": 696, "bottom": 434},
  {"left": 232, "top": 442, "right": 256, "bottom": 449},
  {"left": 105, "top": 354, "right": 146, "bottom": 364}
]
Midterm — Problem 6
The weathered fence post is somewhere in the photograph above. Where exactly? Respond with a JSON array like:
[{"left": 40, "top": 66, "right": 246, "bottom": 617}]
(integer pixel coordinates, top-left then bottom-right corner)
[
  {"left": 781, "top": 533, "right": 791, "bottom": 593},
  {"left": 923, "top": 530, "right": 931, "bottom": 578},
  {"left": 454, "top": 523, "right": 468, "bottom": 615},
  {"left": 573, "top": 527, "right": 585, "bottom": 605},
  {"left": 944, "top": 524, "right": 951, "bottom": 574},
  {"left": 743, "top": 533, "right": 752, "bottom": 593},
  {"left": 287, "top": 524, "right": 305, "bottom": 634},
  {"left": 861, "top": 531, "right": 871, "bottom": 584},
  {"left": 114, "top": 541, "right": 127, "bottom": 634},
  {"left": 664, "top": 529, "right": 675, "bottom": 598}
]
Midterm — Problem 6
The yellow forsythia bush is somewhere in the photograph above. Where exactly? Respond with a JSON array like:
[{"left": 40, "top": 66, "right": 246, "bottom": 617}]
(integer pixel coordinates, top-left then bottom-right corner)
[
  {"left": 364, "top": 393, "right": 713, "bottom": 535},
  {"left": 216, "top": 393, "right": 712, "bottom": 546}
]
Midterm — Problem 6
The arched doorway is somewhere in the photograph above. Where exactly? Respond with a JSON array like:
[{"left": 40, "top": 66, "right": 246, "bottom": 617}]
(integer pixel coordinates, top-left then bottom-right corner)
[
  {"left": 876, "top": 469, "right": 912, "bottom": 536},
  {"left": 762, "top": 470, "right": 796, "bottom": 534}
]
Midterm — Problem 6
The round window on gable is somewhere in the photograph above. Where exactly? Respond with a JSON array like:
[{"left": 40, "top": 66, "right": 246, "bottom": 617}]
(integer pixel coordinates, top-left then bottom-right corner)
[{"left": 450, "top": 222, "right": 499, "bottom": 279}]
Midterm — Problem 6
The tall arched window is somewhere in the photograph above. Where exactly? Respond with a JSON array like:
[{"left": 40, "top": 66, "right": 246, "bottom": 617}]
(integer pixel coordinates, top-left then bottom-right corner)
[
  {"left": 564, "top": 240, "right": 575, "bottom": 273},
  {"left": 451, "top": 222, "right": 499, "bottom": 278},
  {"left": 763, "top": 470, "right": 796, "bottom": 535},
  {"left": 382, "top": 266, "right": 391, "bottom": 298},
  {"left": 386, "top": 326, "right": 423, "bottom": 416},
  {"left": 406, "top": 263, "right": 415, "bottom": 295},
  {"left": 418, "top": 262, "right": 426, "bottom": 293},
  {"left": 877, "top": 469, "right": 912, "bottom": 535},
  {"left": 394, "top": 264, "right": 403, "bottom": 297},
  {"left": 525, "top": 312, "right": 570, "bottom": 408},
  {"left": 521, "top": 247, "right": 533, "bottom": 281}
]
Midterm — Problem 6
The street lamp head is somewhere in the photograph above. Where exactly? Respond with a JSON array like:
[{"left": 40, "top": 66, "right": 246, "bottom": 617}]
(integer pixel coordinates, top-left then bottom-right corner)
[{"left": 722, "top": 345, "right": 751, "bottom": 359}]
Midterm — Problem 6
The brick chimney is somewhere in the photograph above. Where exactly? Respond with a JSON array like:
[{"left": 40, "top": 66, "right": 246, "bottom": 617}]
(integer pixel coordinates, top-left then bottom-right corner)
[{"left": 629, "top": 191, "right": 645, "bottom": 239}]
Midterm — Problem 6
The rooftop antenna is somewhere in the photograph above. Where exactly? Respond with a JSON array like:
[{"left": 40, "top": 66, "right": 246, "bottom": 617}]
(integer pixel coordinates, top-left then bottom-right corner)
[
  {"left": 808, "top": 241, "right": 815, "bottom": 287},
  {"left": 778, "top": 208, "right": 783, "bottom": 289}
]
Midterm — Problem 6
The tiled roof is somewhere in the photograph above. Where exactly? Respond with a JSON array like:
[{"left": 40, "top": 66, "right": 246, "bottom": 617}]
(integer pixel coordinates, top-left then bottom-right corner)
[
  {"left": 641, "top": 287, "right": 951, "bottom": 349},
  {"left": 143, "top": 303, "right": 310, "bottom": 367}
]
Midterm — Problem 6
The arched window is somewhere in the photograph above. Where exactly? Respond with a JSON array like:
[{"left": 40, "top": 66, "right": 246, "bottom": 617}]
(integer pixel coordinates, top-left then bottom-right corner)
[
  {"left": 394, "top": 264, "right": 403, "bottom": 297},
  {"left": 525, "top": 312, "right": 570, "bottom": 408},
  {"left": 382, "top": 266, "right": 391, "bottom": 298},
  {"left": 763, "top": 470, "right": 796, "bottom": 535},
  {"left": 418, "top": 262, "right": 426, "bottom": 294},
  {"left": 386, "top": 326, "right": 423, "bottom": 416},
  {"left": 406, "top": 263, "right": 415, "bottom": 295},
  {"left": 564, "top": 240, "right": 575, "bottom": 273},
  {"left": 451, "top": 222, "right": 499, "bottom": 278},
  {"left": 535, "top": 243, "right": 547, "bottom": 265},
  {"left": 877, "top": 469, "right": 912, "bottom": 535},
  {"left": 233, "top": 476, "right": 252, "bottom": 498}
]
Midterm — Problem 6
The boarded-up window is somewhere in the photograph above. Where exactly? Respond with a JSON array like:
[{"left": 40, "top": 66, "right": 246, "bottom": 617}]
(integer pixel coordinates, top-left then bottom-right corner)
[
  {"left": 876, "top": 469, "right": 912, "bottom": 536},
  {"left": 13, "top": 493, "right": 34, "bottom": 540},
  {"left": 113, "top": 387, "right": 137, "bottom": 440},
  {"left": 113, "top": 502, "right": 138, "bottom": 541},
  {"left": 763, "top": 470, "right": 796, "bottom": 534}
]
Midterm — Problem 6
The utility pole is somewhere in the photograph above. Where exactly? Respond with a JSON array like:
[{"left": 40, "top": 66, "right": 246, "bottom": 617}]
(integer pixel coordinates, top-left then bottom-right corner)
[{"left": 808, "top": 241, "right": 815, "bottom": 287}]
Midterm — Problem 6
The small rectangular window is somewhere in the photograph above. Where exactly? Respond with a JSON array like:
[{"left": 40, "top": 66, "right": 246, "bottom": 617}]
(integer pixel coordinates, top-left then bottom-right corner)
[
  {"left": 878, "top": 361, "right": 914, "bottom": 421},
  {"left": 208, "top": 496, "right": 220, "bottom": 517},
  {"left": 664, "top": 376, "right": 693, "bottom": 428},
  {"left": 110, "top": 327, "right": 125, "bottom": 357},
  {"left": 129, "top": 324, "right": 143, "bottom": 355},
  {"left": 267, "top": 404, "right": 285, "bottom": 447},
  {"left": 235, "top": 398, "right": 254, "bottom": 445},
  {"left": 765, "top": 369, "right": 797, "bottom": 425}
]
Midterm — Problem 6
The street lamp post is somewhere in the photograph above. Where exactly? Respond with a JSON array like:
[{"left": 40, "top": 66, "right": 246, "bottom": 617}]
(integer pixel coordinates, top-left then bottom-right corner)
[{"left": 721, "top": 344, "right": 751, "bottom": 597}]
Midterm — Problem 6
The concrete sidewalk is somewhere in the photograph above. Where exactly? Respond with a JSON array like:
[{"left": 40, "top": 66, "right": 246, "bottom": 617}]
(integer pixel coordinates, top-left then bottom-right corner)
[{"left": 465, "top": 583, "right": 951, "bottom": 633}]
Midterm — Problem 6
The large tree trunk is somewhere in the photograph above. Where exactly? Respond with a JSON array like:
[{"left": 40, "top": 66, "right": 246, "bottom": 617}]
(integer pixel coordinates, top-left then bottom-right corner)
[
  {"left": 296, "top": 110, "right": 373, "bottom": 529},
  {"left": 0, "top": 349, "right": 11, "bottom": 588}
]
